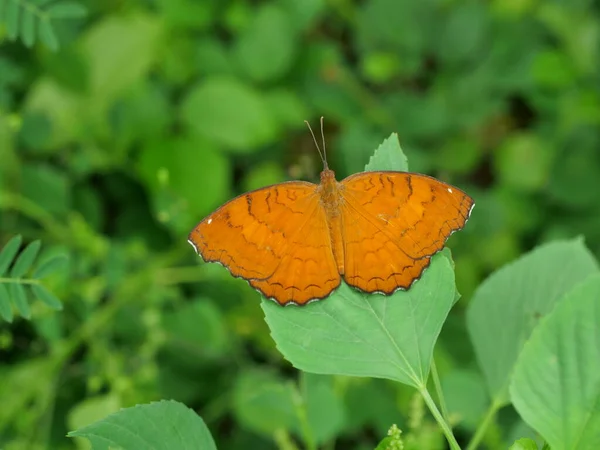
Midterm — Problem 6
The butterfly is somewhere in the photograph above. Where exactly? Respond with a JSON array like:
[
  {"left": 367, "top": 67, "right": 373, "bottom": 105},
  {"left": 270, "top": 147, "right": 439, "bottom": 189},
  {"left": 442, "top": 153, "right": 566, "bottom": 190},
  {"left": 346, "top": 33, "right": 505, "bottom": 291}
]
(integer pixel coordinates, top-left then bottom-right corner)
[{"left": 189, "top": 120, "right": 474, "bottom": 305}]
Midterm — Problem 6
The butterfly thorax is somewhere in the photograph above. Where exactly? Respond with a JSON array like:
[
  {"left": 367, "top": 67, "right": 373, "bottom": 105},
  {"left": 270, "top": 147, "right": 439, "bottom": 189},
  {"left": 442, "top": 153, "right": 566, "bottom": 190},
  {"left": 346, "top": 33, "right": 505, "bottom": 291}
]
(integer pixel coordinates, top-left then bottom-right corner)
[{"left": 317, "top": 168, "right": 346, "bottom": 274}]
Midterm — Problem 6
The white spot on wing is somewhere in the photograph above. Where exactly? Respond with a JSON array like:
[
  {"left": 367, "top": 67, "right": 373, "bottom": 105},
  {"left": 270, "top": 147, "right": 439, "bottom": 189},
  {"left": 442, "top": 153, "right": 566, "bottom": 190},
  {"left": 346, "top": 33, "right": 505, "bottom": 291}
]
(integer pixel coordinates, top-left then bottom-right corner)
[
  {"left": 447, "top": 187, "right": 453, "bottom": 193},
  {"left": 207, "top": 218, "right": 213, "bottom": 225}
]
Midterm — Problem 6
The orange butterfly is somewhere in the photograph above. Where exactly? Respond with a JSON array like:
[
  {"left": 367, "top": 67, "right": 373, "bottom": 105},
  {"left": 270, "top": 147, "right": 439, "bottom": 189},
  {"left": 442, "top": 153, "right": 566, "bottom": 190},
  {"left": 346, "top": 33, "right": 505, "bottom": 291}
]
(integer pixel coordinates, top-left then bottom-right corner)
[{"left": 189, "top": 121, "right": 474, "bottom": 306}]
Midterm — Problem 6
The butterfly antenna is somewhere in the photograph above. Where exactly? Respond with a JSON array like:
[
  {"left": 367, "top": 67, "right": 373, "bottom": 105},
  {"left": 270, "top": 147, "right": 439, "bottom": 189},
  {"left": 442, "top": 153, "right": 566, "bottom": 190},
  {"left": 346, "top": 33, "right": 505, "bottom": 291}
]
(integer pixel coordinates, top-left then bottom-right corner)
[
  {"left": 320, "top": 116, "right": 328, "bottom": 169},
  {"left": 304, "top": 120, "right": 328, "bottom": 169}
]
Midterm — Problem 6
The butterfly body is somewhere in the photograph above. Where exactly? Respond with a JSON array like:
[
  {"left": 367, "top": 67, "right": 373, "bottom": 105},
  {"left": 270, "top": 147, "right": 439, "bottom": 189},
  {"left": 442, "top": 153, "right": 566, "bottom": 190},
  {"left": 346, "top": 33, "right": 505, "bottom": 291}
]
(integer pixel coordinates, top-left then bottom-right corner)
[{"left": 189, "top": 166, "right": 474, "bottom": 306}]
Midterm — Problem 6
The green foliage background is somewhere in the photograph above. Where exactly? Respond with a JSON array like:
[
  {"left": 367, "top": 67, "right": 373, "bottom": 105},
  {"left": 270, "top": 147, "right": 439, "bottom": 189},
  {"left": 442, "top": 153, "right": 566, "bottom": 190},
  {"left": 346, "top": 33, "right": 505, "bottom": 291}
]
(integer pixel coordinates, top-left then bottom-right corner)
[{"left": 1, "top": 0, "right": 599, "bottom": 449}]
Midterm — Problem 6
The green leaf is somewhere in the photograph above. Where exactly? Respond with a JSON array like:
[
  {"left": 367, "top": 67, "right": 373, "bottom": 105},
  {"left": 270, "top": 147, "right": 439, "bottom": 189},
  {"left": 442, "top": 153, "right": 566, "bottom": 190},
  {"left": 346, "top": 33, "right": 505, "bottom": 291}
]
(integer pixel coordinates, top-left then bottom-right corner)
[
  {"left": 0, "top": 284, "right": 13, "bottom": 322},
  {"left": 68, "top": 400, "right": 217, "bottom": 450},
  {"left": 5, "top": 0, "right": 19, "bottom": 40},
  {"left": 47, "top": 2, "right": 88, "bottom": 18},
  {"left": 0, "top": 235, "right": 22, "bottom": 276},
  {"left": 181, "top": 77, "right": 277, "bottom": 152},
  {"left": 233, "top": 370, "right": 297, "bottom": 436},
  {"left": 302, "top": 373, "right": 346, "bottom": 444},
  {"left": 81, "top": 14, "right": 162, "bottom": 114},
  {"left": 441, "top": 369, "right": 489, "bottom": 430},
  {"left": 466, "top": 238, "right": 599, "bottom": 406},
  {"left": 365, "top": 132, "right": 409, "bottom": 172},
  {"left": 509, "top": 438, "right": 539, "bottom": 450},
  {"left": 10, "top": 240, "right": 41, "bottom": 278},
  {"left": 510, "top": 275, "right": 600, "bottom": 450},
  {"left": 38, "top": 19, "right": 59, "bottom": 51},
  {"left": 137, "top": 137, "right": 230, "bottom": 229},
  {"left": 162, "top": 299, "right": 229, "bottom": 358},
  {"left": 33, "top": 255, "right": 68, "bottom": 279},
  {"left": 10, "top": 283, "right": 31, "bottom": 319},
  {"left": 263, "top": 251, "right": 456, "bottom": 387},
  {"left": 31, "top": 284, "right": 63, "bottom": 310},
  {"left": 21, "top": 7, "right": 36, "bottom": 47},
  {"left": 233, "top": 4, "right": 298, "bottom": 82}
]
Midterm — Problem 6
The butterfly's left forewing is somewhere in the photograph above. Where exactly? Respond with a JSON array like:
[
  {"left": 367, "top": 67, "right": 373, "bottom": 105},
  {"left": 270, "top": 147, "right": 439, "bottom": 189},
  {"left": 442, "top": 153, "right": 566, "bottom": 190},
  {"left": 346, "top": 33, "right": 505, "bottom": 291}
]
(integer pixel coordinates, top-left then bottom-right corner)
[{"left": 339, "top": 171, "right": 473, "bottom": 294}]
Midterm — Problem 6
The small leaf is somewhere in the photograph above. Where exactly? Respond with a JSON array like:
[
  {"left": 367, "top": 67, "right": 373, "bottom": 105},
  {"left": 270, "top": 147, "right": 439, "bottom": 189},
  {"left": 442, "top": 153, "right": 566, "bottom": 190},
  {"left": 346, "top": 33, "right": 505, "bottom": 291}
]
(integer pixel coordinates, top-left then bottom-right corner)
[
  {"left": 0, "top": 235, "right": 22, "bottom": 276},
  {"left": 10, "top": 240, "right": 41, "bottom": 277},
  {"left": 0, "top": 284, "right": 14, "bottom": 322},
  {"left": 10, "top": 283, "right": 31, "bottom": 319},
  {"left": 5, "top": 0, "right": 19, "bottom": 40},
  {"left": 365, "top": 133, "right": 409, "bottom": 172},
  {"left": 33, "top": 255, "right": 67, "bottom": 279},
  {"left": 31, "top": 284, "right": 63, "bottom": 310},
  {"left": 68, "top": 400, "right": 217, "bottom": 450},
  {"left": 510, "top": 275, "right": 600, "bottom": 450},
  {"left": 47, "top": 2, "right": 88, "bottom": 18},
  {"left": 21, "top": 8, "right": 36, "bottom": 47},
  {"left": 38, "top": 18, "right": 59, "bottom": 51}
]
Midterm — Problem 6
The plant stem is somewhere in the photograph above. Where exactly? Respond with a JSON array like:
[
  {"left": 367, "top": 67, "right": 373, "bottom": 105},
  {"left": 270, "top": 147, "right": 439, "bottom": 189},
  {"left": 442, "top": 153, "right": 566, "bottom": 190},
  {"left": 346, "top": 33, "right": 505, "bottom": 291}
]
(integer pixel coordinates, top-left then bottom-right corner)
[
  {"left": 418, "top": 385, "right": 461, "bottom": 450},
  {"left": 430, "top": 358, "right": 450, "bottom": 423},
  {"left": 293, "top": 379, "right": 316, "bottom": 450},
  {"left": 466, "top": 400, "right": 500, "bottom": 450}
]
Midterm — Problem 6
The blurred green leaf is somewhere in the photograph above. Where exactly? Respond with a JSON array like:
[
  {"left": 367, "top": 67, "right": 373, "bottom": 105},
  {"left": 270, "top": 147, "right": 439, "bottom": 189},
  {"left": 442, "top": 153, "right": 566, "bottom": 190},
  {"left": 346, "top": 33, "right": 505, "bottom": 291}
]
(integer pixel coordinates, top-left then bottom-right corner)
[
  {"left": 531, "top": 50, "right": 576, "bottom": 89},
  {"left": 21, "top": 7, "right": 35, "bottom": 47},
  {"left": 303, "top": 373, "right": 346, "bottom": 444},
  {"left": 467, "top": 238, "right": 599, "bottom": 406},
  {"left": 137, "top": 137, "right": 230, "bottom": 230},
  {"left": 38, "top": 19, "right": 59, "bottom": 51},
  {"left": 31, "top": 284, "right": 63, "bottom": 310},
  {"left": 441, "top": 370, "right": 488, "bottom": 430},
  {"left": 5, "top": 0, "right": 19, "bottom": 40},
  {"left": 509, "top": 438, "right": 539, "bottom": 450},
  {"left": 510, "top": 275, "right": 600, "bottom": 450},
  {"left": 494, "top": 133, "right": 555, "bottom": 192},
  {"left": 68, "top": 400, "right": 217, "bottom": 450},
  {"left": 436, "top": 1, "right": 489, "bottom": 65},
  {"left": 47, "top": 2, "right": 87, "bottom": 19},
  {"left": 21, "top": 164, "right": 70, "bottom": 216},
  {"left": 181, "top": 77, "right": 278, "bottom": 152},
  {"left": 242, "top": 162, "right": 286, "bottom": 193},
  {"left": 81, "top": 13, "right": 162, "bottom": 115},
  {"left": 0, "top": 284, "right": 13, "bottom": 322},
  {"left": 33, "top": 255, "right": 68, "bottom": 279},
  {"left": 0, "top": 235, "right": 22, "bottom": 276},
  {"left": 162, "top": 299, "right": 229, "bottom": 358},
  {"left": 233, "top": 370, "right": 297, "bottom": 436},
  {"left": 10, "top": 283, "right": 30, "bottom": 319},
  {"left": 234, "top": 4, "right": 298, "bottom": 82},
  {"left": 10, "top": 240, "right": 41, "bottom": 278}
]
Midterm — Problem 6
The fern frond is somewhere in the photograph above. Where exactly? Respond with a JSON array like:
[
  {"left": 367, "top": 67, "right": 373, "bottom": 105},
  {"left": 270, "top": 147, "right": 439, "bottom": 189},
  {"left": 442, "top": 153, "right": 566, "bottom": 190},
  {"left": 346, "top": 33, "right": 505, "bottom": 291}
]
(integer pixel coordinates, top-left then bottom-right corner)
[
  {"left": 0, "top": 234, "right": 66, "bottom": 322},
  {"left": 0, "top": 0, "right": 87, "bottom": 50}
]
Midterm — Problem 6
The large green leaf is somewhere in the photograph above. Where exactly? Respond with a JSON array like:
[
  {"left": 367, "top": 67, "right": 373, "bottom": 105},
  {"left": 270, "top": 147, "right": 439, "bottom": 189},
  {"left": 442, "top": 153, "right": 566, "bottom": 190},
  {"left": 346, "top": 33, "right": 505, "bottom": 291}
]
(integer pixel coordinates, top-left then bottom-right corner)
[
  {"left": 263, "top": 133, "right": 459, "bottom": 387},
  {"left": 510, "top": 275, "right": 600, "bottom": 450},
  {"left": 466, "top": 238, "right": 599, "bottom": 406},
  {"left": 263, "top": 251, "right": 456, "bottom": 387},
  {"left": 68, "top": 400, "right": 217, "bottom": 450}
]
